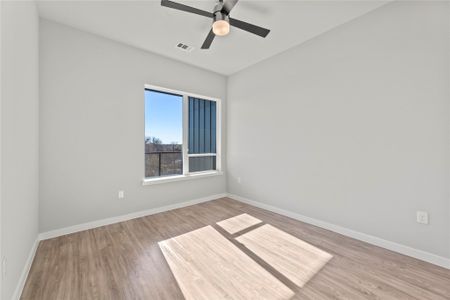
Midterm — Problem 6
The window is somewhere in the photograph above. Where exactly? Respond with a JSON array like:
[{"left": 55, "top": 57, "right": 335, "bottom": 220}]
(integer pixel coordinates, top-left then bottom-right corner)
[{"left": 144, "top": 86, "right": 221, "bottom": 184}]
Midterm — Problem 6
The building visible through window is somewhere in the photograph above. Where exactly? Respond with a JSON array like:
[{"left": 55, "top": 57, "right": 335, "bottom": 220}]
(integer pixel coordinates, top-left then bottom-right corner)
[{"left": 188, "top": 97, "right": 217, "bottom": 172}]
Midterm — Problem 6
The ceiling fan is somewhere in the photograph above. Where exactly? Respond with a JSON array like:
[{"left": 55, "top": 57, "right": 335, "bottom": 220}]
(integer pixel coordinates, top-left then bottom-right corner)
[{"left": 161, "top": 0, "right": 270, "bottom": 49}]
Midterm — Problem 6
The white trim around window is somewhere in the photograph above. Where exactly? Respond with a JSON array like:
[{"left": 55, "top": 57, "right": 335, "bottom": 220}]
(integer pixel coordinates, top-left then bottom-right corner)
[
  {"left": 143, "top": 84, "right": 222, "bottom": 185},
  {"left": 142, "top": 170, "right": 224, "bottom": 186}
]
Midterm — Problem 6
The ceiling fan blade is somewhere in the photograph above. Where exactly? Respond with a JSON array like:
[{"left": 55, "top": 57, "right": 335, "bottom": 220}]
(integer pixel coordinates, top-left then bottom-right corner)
[
  {"left": 222, "top": 0, "right": 239, "bottom": 14},
  {"left": 201, "top": 29, "right": 216, "bottom": 49},
  {"left": 161, "top": 0, "right": 213, "bottom": 18},
  {"left": 229, "top": 18, "right": 270, "bottom": 37}
]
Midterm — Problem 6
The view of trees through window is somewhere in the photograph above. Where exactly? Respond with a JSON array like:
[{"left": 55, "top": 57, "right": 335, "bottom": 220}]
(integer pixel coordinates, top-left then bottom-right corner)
[{"left": 145, "top": 90, "right": 183, "bottom": 178}]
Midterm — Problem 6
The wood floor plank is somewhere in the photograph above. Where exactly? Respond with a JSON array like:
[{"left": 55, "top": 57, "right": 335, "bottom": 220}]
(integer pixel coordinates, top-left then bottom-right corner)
[{"left": 20, "top": 198, "right": 450, "bottom": 300}]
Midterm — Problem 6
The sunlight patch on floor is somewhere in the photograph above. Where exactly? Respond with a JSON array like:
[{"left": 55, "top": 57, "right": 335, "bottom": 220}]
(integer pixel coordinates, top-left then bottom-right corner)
[
  {"left": 216, "top": 213, "right": 262, "bottom": 234},
  {"left": 236, "top": 224, "right": 333, "bottom": 287},
  {"left": 159, "top": 225, "right": 294, "bottom": 300}
]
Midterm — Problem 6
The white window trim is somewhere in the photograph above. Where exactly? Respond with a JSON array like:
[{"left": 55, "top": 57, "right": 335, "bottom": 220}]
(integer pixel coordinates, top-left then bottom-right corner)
[
  {"left": 142, "top": 170, "right": 223, "bottom": 186},
  {"left": 143, "top": 84, "right": 222, "bottom": 185}
]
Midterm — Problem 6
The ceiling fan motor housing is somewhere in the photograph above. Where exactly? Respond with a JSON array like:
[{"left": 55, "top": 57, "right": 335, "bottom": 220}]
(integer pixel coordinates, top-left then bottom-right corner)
[{"left": 213, "top": 2, "right": 229, "bottom": 23}]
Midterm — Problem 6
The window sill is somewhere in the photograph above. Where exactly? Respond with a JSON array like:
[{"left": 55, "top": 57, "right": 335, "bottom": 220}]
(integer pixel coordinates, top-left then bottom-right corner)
[{"left": 142, "top": 171, "right": 223, "bottom": 186}]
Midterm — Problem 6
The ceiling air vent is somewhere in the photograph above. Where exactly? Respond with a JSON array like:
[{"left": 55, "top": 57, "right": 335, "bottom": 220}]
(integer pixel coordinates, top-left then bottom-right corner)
[{"left": 176, "top": 43, "right": 194, "bottom": 52}]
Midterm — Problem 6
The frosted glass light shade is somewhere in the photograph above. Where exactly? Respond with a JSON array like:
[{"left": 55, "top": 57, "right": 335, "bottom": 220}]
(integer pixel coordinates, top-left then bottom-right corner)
[{"left": 212, "top": 20, "right": 230, "bottom": 36}]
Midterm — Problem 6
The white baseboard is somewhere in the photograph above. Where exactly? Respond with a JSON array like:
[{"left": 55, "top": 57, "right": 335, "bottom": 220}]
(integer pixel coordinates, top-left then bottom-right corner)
[
  {"left": 227, "top": 193, "right": 450, "bottom": 270},
  {"left": 39, "top": 193, "right": 228, "bottom": 241},
  {"left": 12, "top": 237, "right": 39, "bottom": 300}
]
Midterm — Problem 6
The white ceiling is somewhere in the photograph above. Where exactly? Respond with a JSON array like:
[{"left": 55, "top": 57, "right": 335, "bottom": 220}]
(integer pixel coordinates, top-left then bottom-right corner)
[{"left": 37, "top": 0, "right": 388, "bottom": 75}]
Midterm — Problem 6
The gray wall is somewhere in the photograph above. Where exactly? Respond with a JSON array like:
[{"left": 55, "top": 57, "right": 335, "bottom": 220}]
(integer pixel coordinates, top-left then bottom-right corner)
[
  {"left": 227, "top": 1, "right": 450, "bottom": 258},
  {"left": 39, "top": 20, "right": 227, "bottom": 232},
  {"left": 1, "top": 1, "right": 40, "bottom": 299}
]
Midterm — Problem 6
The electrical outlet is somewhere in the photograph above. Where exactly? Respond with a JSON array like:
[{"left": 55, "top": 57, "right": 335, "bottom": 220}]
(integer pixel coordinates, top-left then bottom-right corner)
[
  {"left": 2, "top": 257, "right": 7, "bottom": 279},
  {"left": 118, "top": 190, "right": 125, "bottom": 199},
  {"left": 416, "top": 211, "right": 429, "bottom": 224},
  {"left": 237, "top": 177, "right": 241, "bottom": 184}
]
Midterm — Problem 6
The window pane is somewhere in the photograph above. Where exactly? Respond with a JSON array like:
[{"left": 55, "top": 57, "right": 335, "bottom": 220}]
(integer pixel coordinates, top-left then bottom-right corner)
[
  {"left": 188, "top": 97, "right": 216, "bottom": 154},
  {"left": 189, "top": 156, "right": 216, "bottom": 172},
  {"left": 145, "top": 90, "right": 183, "bottom": 178}
]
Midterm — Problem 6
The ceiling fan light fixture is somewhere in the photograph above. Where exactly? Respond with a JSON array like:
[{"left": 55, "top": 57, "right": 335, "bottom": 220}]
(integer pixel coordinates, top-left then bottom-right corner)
[
  {"left": 212, "top": 19, "right": 230, "bottom": 36},
  {"left": 161, "top": 0, "right": 270, "bottom": 49}
]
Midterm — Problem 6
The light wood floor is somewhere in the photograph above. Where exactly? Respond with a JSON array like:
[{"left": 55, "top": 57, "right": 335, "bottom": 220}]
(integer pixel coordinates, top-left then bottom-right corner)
[
  {"left": 21, "top": 198, "right": 450, "bottom": 300},
  {"left": 159, "top": 225, "right": 293, "bottom": 300},
  {"left": 216, "top": 213, "right": 262, "bottom": 234},
  {"left": 235, "top": 224, "right": 332, "bottom": 288}
]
